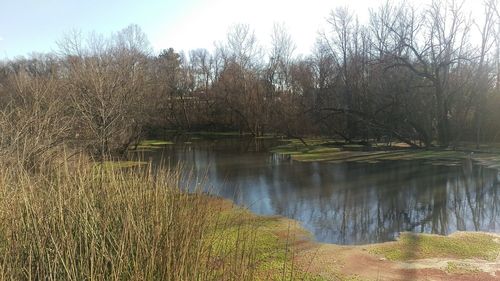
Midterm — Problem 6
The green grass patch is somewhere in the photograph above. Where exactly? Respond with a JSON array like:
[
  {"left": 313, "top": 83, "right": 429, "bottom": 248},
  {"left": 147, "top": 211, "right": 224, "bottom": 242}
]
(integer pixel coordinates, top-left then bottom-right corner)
[
  {"left": 132, "top": 139, "right": 174, "bottom": 149},
  {"left": 140, "top": 140, "right": 174, "bottom": 146},
  {"left": 139, "top": 140, "right": 173, "bottom": 146},
  {"left": 272, "top": 139, "right": 500, "bottom": 169},
  {"left": 270, "top": 145, "right": 308, "bottom": 155},
  {"left": 293, "top": 150, "right": 349, "bottom": 162},
  {"left": 445, "top": 261, "right": 480, "bottom": 274},
  {"left": 307, "top": 147, "right": 342, "bottom": 154},
  {"left": 209, "top": 205, "right": 320, "bottom": 280},
  {"left": 370, "top": 232, "right": 500, "bottom": 261}
]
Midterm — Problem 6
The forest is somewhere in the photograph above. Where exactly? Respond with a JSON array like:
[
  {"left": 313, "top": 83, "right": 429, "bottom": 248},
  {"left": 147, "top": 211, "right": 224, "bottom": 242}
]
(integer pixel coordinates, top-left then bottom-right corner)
[{"left": 2, "top": 0, "right": 500, "bottom": 168}]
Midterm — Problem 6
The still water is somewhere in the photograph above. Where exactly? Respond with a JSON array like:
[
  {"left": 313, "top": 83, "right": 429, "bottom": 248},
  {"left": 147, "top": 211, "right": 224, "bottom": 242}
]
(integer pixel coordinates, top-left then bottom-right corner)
[{"left": 142, "top": 137, "right": 500, "bottom": 245}]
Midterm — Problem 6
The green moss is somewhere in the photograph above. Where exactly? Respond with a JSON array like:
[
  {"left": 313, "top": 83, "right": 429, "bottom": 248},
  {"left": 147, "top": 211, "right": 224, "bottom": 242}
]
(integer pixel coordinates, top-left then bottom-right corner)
[
  {"left": 307, "top": 147, "right": 342, "bottom": 154},
  {"left": 208, "top": 206, "right": 321, "bottom": 280},
  {"left": 370, "top": 232, "right": 500, "bottom": 261},
  {"left": 271, "top": 139, "right": 377, "bottom": 162},
  {"left": 138, "top": 139, "right": 173, "bottom": 147},
  {"left": 140, "top": 140, "right": 173, "bottom": 145},
  {"left": 274, "top": 138, "right": 500, "bottom": 167},
  {"left": 445, "top": 261, "right": 480, "bottom": 274},
  {"left": 293, "top": 151, "right": 352, "bottom": 162},
  {"left": 291, "top": 148, "right": 343, "bottom": 161},
  {"left": 272, "top": 139, "right": 500, "bottom": 169},
  {"left": 130, "top": 139, "right": 174, "bottom": 150}
]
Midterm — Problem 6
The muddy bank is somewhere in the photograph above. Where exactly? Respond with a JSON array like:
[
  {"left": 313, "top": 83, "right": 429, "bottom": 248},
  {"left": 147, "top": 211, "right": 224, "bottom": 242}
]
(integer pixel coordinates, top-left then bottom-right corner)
[{"left": 243, "top": 204, "right": 500, "bottom": 281}]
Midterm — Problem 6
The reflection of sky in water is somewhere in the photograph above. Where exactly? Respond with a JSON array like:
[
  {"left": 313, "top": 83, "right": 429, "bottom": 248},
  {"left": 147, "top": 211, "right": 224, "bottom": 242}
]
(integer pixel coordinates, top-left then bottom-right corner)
[{"left": 142, "top": 138, "right": 500, "bottom": 245}]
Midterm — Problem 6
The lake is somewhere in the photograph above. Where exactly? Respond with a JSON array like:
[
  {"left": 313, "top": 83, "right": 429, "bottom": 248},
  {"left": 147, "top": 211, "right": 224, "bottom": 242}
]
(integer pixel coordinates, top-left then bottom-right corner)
[{"left": 139, "top": 137, "right": 500, "bottom": 245}]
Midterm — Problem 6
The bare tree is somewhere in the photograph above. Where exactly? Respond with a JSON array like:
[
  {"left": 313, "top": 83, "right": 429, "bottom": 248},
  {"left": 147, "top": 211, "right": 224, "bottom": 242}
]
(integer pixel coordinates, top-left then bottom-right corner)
[
  {"left": 0, "top": 58, "right": 71, "bottom": 171},
  {"left": 268, "top": 23, "right": 295, "bottom": 93},
  {"left": 59, "top": 25, "right": 151, "bottom": 159}
]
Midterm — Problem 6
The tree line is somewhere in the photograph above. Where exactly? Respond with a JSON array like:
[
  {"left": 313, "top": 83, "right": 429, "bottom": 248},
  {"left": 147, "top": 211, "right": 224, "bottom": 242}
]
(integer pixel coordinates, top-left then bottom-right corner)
[{"left": 2, "top": 0, "right": 500, "bottom": 163}]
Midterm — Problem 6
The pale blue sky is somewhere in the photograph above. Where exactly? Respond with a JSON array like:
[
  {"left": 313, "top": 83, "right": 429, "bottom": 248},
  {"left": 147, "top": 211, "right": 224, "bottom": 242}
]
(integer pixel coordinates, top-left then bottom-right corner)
[
  {"left": 0, "top": 0, "right": 198, "bottom": 58},
  {"left": 0, "top": 0, "right": 485, "bottom": 59}
]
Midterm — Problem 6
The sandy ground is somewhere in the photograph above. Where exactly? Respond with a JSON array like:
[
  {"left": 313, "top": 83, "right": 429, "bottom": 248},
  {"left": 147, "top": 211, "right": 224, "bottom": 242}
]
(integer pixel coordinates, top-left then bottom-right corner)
[
  {"left": 296, "top": 244, "right": 500, "bottom": 281},
  {"left": 276, "top": 221, "right": 500, "bottom": 281}
]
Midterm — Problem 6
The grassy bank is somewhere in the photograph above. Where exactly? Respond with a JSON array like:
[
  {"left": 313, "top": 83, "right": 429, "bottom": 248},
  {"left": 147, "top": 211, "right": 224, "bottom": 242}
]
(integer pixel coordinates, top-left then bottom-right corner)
[
  {"left": 272, "top": 138, "right": 500, "bottom": 168},
  {"left": 370, "top": 232, "right": 500, "bottom": 261},
  {"left": 0, "top": 160, "right": 321, "bottom": 281}
]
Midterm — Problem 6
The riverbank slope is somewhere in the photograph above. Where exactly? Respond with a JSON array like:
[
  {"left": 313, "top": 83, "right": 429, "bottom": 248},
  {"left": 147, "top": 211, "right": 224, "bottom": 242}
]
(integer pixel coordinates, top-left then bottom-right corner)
[{"left": 247, "top": 206, "right": 500, "bottom": 281}]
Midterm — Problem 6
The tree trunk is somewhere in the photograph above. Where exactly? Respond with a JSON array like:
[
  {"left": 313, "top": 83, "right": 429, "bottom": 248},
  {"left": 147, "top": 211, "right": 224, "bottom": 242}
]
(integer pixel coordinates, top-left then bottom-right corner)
[{"left": 435, "top": 85, "right": 450, "bottom": 147}]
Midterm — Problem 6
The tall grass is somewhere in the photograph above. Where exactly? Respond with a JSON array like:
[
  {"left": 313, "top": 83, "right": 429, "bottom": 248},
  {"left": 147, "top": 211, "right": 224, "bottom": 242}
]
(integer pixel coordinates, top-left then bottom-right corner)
[
  {"left": 0, "top": 160, "right": 264, "bottom": 280},
  {"left": 0, "top": 55, "right": 302, "bottom": 281}
]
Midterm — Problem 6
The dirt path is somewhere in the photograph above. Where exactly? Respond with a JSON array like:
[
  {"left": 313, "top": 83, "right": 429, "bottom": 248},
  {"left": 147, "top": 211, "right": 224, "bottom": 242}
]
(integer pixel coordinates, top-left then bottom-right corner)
[
  {"left": 297, "top": 244, "right": 500, "bottom": 280},
  {"left": 287, "top": 228, "right": 500, "bottom": 281}
]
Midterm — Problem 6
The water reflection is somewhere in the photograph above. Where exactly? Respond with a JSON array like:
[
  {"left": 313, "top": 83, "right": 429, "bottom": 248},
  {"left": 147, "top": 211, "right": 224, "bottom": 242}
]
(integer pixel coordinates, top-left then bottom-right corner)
[{"left": 142, "top": 138, "right": 500, "bottom": 244}]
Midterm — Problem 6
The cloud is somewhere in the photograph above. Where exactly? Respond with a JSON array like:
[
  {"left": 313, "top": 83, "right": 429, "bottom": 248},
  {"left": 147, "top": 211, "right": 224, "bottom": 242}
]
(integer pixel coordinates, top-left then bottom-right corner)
[{"left": 0, "top": 36, "right": 3, "bottom": 41}]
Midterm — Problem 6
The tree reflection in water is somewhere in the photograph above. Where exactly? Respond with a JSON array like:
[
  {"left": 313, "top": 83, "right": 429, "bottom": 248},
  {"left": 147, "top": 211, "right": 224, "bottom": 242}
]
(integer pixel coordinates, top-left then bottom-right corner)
[{"left": 145, "top": 138, "right": 500, "bottom": 244}]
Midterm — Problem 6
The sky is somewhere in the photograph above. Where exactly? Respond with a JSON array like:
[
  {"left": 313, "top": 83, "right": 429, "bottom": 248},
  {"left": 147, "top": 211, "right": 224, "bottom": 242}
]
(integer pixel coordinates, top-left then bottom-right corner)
[{"left": 0, "top": 0, "right": 489, "bottom": 59}]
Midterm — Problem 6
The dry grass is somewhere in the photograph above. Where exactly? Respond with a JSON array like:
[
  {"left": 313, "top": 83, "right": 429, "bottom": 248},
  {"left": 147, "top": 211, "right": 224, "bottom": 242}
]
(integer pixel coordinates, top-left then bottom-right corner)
[{"left": 0, "top": 159, "right": 282, "bottom": 281}]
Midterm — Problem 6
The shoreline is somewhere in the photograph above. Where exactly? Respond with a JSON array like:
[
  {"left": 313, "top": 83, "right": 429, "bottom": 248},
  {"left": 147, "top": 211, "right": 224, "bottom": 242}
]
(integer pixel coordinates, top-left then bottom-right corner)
[
  {"left": 129, "top": 137, "right": 500, "bottom": 169},
  {"left": 220, "top": 197, "right": 500, "bottom": 280}
]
